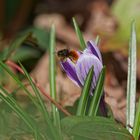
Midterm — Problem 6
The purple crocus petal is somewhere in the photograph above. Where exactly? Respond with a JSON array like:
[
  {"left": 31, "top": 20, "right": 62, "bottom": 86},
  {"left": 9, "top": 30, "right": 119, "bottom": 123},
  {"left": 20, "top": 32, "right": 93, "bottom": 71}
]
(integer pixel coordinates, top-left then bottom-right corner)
[
  {"left": 84, "top": 41, "right": 102, "bottom": 63},
  {"left": 60, "top": 58, "right": 82, "bottom": 87},
  {"left": 75, "top": 54, "right": 103, "bottom": 91},
  {"left": 77, "top": 50, "right": 83, "bottom": 56}
]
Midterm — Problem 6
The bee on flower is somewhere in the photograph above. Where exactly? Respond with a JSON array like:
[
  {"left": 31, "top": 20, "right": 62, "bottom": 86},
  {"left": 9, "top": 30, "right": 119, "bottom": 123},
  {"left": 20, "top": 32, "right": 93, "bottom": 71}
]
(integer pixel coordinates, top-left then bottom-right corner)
[{"left": 57, "top": 40, "right": 103, "bottom": 94}]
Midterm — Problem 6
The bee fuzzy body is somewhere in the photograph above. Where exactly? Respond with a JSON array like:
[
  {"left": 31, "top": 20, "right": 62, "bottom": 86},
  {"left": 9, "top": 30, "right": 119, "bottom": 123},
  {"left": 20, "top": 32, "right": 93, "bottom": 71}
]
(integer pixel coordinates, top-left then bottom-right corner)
[{"left": 57, "top": 49, "right": 79, "bottom": 63}]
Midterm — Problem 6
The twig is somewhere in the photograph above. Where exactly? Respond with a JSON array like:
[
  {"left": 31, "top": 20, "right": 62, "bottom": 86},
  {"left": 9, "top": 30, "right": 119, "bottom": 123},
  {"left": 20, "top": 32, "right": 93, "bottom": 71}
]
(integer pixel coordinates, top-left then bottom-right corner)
[
  {"left": 6, "top": 60, "right": 71, "bottom": 116},
  {"left": 6, "top": 60, "right": 24, "bottom": 74}
]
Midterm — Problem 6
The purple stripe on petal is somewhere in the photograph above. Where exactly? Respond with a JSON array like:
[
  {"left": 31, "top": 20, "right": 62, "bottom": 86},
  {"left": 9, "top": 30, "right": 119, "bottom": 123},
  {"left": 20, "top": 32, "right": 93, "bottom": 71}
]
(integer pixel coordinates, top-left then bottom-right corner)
[
  {"left": 75, "top": 54, "right": 103, "bottom": 92},
  {"left": 60, "top": 58, "right": 82, "bottom": 87},
  {"left": 86, "top": 41, "right": 102, "bottom": 62}
]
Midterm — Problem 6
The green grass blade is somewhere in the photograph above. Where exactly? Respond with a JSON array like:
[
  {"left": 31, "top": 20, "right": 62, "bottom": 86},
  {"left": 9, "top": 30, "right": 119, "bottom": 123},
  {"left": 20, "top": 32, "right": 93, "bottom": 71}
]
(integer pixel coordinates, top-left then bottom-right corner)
[
  {"left": 19, "top": 62, "right": 59, "bottom": 140},
  {"left": 34, "top": 130, "right": 39, "bottom": 140},
  {"left": 49, "top": 24, "right": 57, "bottom": 121},
  {"left": 5, "top": 33, "right": 30, "bottom": 61},
  {"left": 0, "top": 61, "right": 41, "bottom": 111},
  {"left": 0, "top": 61, "right": 59, "bottom": 139},
  {"left": 72, "top": 18, "right": 86, "bottom": 50},
  {"left": 132, "top": 98, "right": 140, "bottom": 140},
  {"left": 126, "top": 21, "right": 137, "bottom": 133},
  {"left": 88, "top": 66, "right": 106, "bottom": 117},
  {"left": 0, "top": 87, "right": 42, "bottom": 140},
  {"left": 76, "top": 66, "right": 94, "bottom": 116},
  {"left": 49, "top": 25, "right": 62, "bottom": 139},
  {"left": 49, "top": 26, "right": 56, "bottom": 100},
  {"left": 0, "top": 86, "right": 36, "bottom": 133},
  {"left": 95, "top": 35, "right": 100, "bottom": 46},
  {"left": 0, "top": 93, "right": 33, "bottom": 131}
]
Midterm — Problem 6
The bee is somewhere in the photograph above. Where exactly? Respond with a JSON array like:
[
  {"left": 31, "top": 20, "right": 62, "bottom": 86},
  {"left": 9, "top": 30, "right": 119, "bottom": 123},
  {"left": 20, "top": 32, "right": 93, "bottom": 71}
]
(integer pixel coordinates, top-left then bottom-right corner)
[{"left": 57, "top": 49, "right": 79, "bottom": 63}]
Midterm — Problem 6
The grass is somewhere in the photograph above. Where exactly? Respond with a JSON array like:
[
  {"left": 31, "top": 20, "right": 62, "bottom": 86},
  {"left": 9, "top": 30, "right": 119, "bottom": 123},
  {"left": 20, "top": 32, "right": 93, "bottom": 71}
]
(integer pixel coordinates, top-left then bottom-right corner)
[
  {"left": 126, "top": 21, "right": 137, "bottom": 134},
  {"left": 0, "top": 19, "right": 139, "bottom": 140}
]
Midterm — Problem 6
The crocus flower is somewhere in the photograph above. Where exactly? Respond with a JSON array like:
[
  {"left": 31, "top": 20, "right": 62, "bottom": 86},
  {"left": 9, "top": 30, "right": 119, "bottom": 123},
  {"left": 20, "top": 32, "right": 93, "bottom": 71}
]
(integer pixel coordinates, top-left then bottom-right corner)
[{"left": 60, "top": 40, "right": 103, "bottom": 94}]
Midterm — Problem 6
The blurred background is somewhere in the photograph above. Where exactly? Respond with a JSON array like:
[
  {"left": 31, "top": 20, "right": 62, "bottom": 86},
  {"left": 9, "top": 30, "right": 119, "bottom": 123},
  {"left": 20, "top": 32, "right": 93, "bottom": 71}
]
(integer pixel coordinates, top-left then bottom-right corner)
[{"left": 0, "top": 0, "right": 140, "bottom": 125}]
